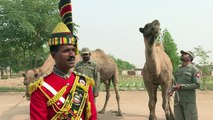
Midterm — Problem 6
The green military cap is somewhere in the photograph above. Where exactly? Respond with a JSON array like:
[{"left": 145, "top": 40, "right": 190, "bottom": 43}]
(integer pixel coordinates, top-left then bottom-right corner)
[
  {"left": 81, "top": 47, "right": 90, "bottom": 54},
  {"left": 180, "top": 50, "right": 195, "bottom": 59}
]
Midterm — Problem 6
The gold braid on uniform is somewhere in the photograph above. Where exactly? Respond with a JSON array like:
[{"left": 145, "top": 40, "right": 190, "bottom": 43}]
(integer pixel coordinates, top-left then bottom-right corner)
[
  {"left": 53, "top": 71, "right": 94, "bottom": 120},
  {"left": 29, "top": 77, "right": 44, "bottom": 94},
  {"left": 29, "top": 76, "right": 70, "bottom": 116},
  {"left": 74, "top": 71, "right": 95, "bottom": 120},
  {"left": 85, "top": 76, "right": 94, "bottom": 120},
  {"left": 51, "top": 76, "right": 80, "bottom": 120},
  {"left": 47, "top": 85, "right": 68, "bottom": 106},
  {"left": 85, "top": 96, "right": 92, "bottom": 120},
  {"left": 73, "top": 71, "right": 95, "bottom": 87}
]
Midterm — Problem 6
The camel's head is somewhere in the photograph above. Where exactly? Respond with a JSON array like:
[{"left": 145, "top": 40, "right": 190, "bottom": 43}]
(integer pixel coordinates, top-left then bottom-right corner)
[
  {"left": 22, "top": 69, "right": 41, "bottom": 85},
  {"left": 22, "top": 69, "right": 41, "bottom": 100},
  {"left": 139, "top": 20, "right": 161, "bottom": 44}
]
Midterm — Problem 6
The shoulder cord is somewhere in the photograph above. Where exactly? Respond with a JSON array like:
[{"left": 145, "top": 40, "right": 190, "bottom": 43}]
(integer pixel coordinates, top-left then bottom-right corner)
[
  {"left": 46, "top": 85, "right": 68, "bottom": 106},
  {"left": 29, "top": 77, "right": 44, "bottom": 94},
  {"left": 51, "top": 76, "right": 79, "bottom": 118}
]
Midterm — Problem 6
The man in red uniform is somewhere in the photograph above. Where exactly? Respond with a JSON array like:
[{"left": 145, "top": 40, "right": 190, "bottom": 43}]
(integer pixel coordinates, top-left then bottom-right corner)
[{"left": 29, "top": 22, "right": 97, "bottom": 119}]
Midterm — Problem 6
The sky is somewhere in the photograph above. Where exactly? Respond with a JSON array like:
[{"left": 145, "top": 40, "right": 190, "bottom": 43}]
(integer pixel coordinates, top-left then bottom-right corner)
[{"left": 72, "top": 0, "right": 213, "bottom": 68}]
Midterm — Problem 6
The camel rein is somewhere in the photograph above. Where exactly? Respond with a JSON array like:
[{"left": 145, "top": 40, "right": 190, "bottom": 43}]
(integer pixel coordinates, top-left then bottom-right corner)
[
  {"left": 14, "top": 95, "right": 27, "bottom": 107},
  {"left": 169, "top": 89, "right": 180, "bottom": 106}
]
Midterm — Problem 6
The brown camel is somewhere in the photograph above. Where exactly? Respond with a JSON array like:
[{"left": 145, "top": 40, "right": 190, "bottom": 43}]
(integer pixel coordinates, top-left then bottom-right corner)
[
  {"left": 139, "top": 20, "right": 174, "bottom": 120},
  {"left": 22, "top": 49, "right": 122, "bottom": 116}
]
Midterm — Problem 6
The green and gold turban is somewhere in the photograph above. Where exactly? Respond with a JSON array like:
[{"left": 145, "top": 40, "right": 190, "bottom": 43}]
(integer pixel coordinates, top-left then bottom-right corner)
[
  {"left": 48, "top": 22, "right": 77, "bottom": 46},
  {"left": 48, "top": 0, "right": 78, "bottom": 54}
]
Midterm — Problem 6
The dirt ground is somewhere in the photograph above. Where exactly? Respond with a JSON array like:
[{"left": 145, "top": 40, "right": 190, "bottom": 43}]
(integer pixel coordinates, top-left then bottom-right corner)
[{"left": 0, "top": 78, "right": 213, "bottom": 120}]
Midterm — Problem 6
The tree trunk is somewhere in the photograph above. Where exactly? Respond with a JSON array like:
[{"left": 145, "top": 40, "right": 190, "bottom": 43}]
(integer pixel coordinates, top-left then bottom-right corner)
[
  {"left": 10, "top": 68, "right": 12, "bottom": 78},
  {"left": 0, "top": 67, "right": 3, "bottom": 79}
]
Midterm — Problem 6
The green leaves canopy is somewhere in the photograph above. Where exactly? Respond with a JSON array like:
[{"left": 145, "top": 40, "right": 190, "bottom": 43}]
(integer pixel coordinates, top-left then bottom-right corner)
[
  {"left": 162, "top": 29, "right": 179, "bottom": 73},
  {"left": 0, "top": 0, "right": 60, "bottom": 72}
]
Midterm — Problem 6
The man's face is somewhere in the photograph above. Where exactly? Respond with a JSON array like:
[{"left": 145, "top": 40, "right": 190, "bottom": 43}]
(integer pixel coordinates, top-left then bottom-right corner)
[
  {"left": 52, "top": 45, "right": 76, "bottom": 71},
  {"left": 180, "top": 53, "right": 191, "bottom": 62},
  {"left": 81, "top": 53, "right": 90, "bottom": 62}
]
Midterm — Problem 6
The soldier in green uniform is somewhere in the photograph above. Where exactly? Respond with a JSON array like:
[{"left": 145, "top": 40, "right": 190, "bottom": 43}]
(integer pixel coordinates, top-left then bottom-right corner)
[
  {"left": 74, "top": 47, "right": 100, "bottom": 98},
  {"left": 173, "top": 50, "right": 201, "bottom": 120}
]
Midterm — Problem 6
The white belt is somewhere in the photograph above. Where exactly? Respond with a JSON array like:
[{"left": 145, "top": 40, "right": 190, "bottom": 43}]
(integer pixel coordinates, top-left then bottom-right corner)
[{"left": 42, "top": 81, "right": 65, "bottom": 103}]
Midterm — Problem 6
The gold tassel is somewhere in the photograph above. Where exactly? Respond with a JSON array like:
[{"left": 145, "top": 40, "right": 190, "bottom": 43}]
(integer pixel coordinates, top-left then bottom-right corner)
[
  {"left": 85, "top": 98, "right": 92, "bottom": 120},
  {"left": 86, "top": 77, "right": 95, "bottom": 87}
]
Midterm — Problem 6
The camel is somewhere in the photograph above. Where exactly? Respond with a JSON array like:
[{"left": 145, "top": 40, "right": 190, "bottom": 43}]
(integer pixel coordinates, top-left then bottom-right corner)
[
  {"left": 139, "top": 20, "right": 174, "bottom": 120},
  {"left": 22, "top": 49, "right": 122, "bottom": 116}
]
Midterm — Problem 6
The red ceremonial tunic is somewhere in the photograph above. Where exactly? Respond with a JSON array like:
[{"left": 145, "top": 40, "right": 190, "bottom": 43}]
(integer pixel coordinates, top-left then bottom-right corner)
[{"left": 30, "top": 72, "right": 97, "bottom": 120}]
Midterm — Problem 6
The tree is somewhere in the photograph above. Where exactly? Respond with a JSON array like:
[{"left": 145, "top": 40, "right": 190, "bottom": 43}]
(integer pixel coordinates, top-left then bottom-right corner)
[
  {"left": 194, "top": 46, "right": 211, "bottom": 75},
  {"left": 162, "top": 29, "right": 179, "bottom": 73},
  {"left": 194, "top": 46, "right": 211, "bottom": 65},
  {"left": 0, "top": 0, "right": 60, "bottom": 73},
  {"left": 109, "top": 55, "right": 135, "bottom": 74}
]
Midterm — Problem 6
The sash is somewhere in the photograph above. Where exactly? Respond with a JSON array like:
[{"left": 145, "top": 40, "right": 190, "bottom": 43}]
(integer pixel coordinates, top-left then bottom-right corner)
[{"left": 51, "top": 76, "right": 90, "bottom": 120}]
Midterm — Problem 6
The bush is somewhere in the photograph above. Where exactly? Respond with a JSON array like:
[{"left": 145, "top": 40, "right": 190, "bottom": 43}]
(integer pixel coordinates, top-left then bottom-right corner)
[{"left": 200, "top": 76, "right": 213, "bottom": 90}]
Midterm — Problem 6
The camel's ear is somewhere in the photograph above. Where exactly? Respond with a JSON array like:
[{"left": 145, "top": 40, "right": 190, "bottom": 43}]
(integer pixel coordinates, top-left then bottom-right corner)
[
  {"left": 22, "top": 73, "right": 26, "bottom": 77},
  {"left": 34, "top": 73, "right": 38, "bottom": 78},
  {"left": 139, "top": 27, "right": 144, "bottom": 33}
]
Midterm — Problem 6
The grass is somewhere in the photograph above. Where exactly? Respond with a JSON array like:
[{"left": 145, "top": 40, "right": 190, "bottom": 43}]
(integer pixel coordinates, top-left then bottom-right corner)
[
  {"left": 0, "top": 87, "right": 25, "bottom": 92},
  {"left": 0, "top": 75, "right": 213, "bottom": 92}
]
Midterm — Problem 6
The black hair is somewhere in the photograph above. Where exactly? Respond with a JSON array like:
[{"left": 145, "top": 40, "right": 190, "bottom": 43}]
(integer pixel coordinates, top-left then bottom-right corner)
[
  {"left": 50, "top": 45, "right": 60, "bottom": 52},
  {"left": 50, "top": 44, "right": 77, "bottom": 53}
]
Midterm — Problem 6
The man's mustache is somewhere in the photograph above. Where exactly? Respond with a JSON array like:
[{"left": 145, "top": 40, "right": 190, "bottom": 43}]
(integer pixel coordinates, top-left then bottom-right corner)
[{"left": 67, "top": 56, "right": 75, "bottom": 61}]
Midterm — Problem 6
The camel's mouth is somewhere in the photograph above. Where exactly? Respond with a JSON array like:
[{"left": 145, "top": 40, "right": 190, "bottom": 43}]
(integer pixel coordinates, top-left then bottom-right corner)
[
  {"left": 23, "top": 80, "right": 29, "bottom": 85},
  {"left": 139, "top": 20, "right": 161, "bottom": 39}
]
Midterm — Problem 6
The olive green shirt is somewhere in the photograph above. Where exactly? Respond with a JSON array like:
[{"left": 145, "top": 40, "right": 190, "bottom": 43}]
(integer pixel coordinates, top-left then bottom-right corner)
[
  {"left": 174, "top": 63, "right": 201, "bottom": 103},
  {"left": 74, "top": 60, "right": 100, "bottom": 94}
]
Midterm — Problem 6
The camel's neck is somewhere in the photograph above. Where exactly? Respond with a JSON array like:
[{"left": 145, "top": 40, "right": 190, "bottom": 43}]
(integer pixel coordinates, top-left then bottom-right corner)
[
  {"left": 144, "top": 38, "right": 159, "bottom": 74},
  {"left": 145, "top": 47, "right": 157, "bottom": 65},
  {"left": 145, "top": 38, "right": 157, "bottom": 62},
  {"left": 39, "top": 55, "right": 55, "bottom": 75}
]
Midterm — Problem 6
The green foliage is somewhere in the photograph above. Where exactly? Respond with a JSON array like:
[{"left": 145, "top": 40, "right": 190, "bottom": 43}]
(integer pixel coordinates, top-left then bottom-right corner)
[
  {"left": 194, "top": 46, "right": 211, "bottom": 65},
  {"left": 0, "top": 87, "right": 25, "bottom": 92},
  {"left": 200, "top": 76, "right": 213, "bottom": 90},
  {"left": 194, "top": 46, "right": 212, "bottom": 75},
  {"left": 109, "top": 55, "right": 135, "bottom": 74},
  {"left": 0, "top": 0, "right": 60, "bottom": 72},
  {"left": 118, "top": 76, "right": 145, "bottom": 91},
  {"left": 99, "top": 76, "right": 145, "bottom": 91},
  {"left": 162, "top": 29, "right": 180, "bottom": 73}
]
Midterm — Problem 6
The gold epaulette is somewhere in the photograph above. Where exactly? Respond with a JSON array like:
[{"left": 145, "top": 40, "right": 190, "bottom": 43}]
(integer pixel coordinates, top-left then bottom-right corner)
[
  {"left": 29, "top": 77, "right": 44, "bottom": 94},
  {"left": 73, "top": 71, "right": 95, "bottom": 87}
]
